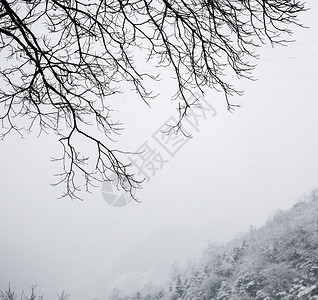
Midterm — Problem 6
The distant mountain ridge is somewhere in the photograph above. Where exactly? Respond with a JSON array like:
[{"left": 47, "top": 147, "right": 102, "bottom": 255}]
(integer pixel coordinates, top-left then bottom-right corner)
[
  {"left": 118, "top": 189, "right": 318, "bottom": 300},
  {"left": 91, "top": 228, "right": 211, "bottom": 299}
]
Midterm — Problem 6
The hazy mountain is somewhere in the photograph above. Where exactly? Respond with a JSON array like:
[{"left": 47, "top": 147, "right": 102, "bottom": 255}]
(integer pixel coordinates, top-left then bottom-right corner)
[
  {"left": 85, "top": 227, "right": 212, "bottom": 299},
  {"left": 119, "top": 189, "right": 318, "bottom": 299}
]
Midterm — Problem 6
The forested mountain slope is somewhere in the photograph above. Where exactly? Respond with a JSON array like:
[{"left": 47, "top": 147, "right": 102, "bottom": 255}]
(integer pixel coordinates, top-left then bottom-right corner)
[{"left": 120, "top": 190, "right": 318, "bottom": 300}]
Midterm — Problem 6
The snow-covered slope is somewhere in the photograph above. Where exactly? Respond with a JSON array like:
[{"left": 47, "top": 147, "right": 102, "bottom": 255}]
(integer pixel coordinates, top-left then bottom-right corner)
[{"left": 84, "top": 227, "right": 212, "bottom": 299}]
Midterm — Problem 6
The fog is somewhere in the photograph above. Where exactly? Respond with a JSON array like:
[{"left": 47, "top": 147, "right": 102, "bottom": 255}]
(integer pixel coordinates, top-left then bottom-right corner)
[{"left": 1, "top": 1, "right": 318, "bottom": 299}]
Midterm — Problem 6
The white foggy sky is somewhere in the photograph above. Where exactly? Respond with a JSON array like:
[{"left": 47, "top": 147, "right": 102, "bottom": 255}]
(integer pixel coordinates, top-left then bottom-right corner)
[{"left": 1, "top": 1, "right": 318, "bottom": 299}]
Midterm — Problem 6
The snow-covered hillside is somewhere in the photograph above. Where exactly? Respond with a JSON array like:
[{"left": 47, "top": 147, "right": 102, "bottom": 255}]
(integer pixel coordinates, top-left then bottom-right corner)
[{"left": 120, "top": 189, "right": 318, "bottom": 299}]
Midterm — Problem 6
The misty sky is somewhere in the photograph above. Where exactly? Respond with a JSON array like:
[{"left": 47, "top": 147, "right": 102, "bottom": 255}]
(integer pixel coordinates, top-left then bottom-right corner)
[{"left": 1, "top": 1, "right": 318, "bottom": 299}]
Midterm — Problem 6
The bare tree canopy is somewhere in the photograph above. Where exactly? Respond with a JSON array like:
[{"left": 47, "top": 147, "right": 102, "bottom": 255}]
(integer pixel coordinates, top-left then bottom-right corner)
[{"left": 0, "top": 0, "right": 306, "bottom": 199}]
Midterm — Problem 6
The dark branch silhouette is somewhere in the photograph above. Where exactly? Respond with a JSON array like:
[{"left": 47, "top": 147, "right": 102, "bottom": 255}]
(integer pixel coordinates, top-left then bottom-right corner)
[{"left": 0, "top": 0, "right": 306, "bottom": 199}]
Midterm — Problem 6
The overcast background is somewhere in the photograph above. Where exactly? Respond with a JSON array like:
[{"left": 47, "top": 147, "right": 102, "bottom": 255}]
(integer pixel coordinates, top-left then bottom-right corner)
[{"left": 1, "top": 1, "right": 318, "bottom": 299}]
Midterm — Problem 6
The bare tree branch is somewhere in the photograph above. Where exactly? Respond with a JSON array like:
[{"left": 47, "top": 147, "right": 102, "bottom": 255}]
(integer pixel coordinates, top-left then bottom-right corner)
[{"left": 0, "top": 0, "right": 307, "bottom": 199}]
